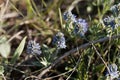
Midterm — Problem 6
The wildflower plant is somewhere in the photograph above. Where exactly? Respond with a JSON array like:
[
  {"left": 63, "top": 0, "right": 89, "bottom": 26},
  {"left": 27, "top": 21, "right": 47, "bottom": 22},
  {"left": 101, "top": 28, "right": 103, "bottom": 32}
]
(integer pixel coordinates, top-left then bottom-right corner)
[
  {"left": 2, "top": 0, "right": 120, "bottom": 80},
  {"left": 103, "top": 15, "right": 116, "bottom": 29},
  {"left": 63, "top": 11, "right": 77, "bottom": 23},
  {"left": 52, "top": 32, "right": 66, "bottom": 49},
  {"left": 73, "top": 18, "right": 88, "bottom": 37},
  {"left": 26, "top": 40, "right": 42, "bottom": 55},
  {"left": 106, "top": 64, "right": 119, "bottom": 80},
  {"left": 63, "top": 11, "right": 88, "bottom": 37},
  {"left": 40, "top": 44, "right": 53, "bottom": 66},
  {"left": 110, "top": 3, "right": 120, "bottom": 17},
  {"left": 110, "top": 4, "right": 119, "bottom": 17},
  {"left": 103, "top": 3, "right": 120, "bottom": 29},
  {"left": 63, "top": 11, "right": 77, "bottom": 35}
]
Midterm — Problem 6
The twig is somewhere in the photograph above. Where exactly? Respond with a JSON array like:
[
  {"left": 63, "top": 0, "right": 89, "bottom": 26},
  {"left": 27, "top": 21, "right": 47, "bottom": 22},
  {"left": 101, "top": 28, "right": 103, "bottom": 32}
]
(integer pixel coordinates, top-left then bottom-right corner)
[
  {"left": 1, "top": 73, "right": 6, "bottom": 80},
  {"left": 7, "top": 30, "right": 24, "bottom": 43},
  {"left": 38, "top": 34, "right": 120, "bottom": 79},
  {"left": 68, "top": 0, "right": 83, "bottom": 11},
  {"left": 24, "top": 75, "right": 38, "bottom": 80},
  {"left": 91, "top": 43, "right": 111, "bottom": 76},
  {"left": 44, "top": 48, "right": 82, "bottom": 80},
  {"left": 0, "top": 0, "right": 9, "bottom": 22},
  {"left": 43, "top": 69, "right": 73, "bottom": 80},
  {"left": 66, "top": 50, "right": 81, "bottom": 80},
  {"left": 2, "top": 12, "right": 18, "bottom": 19}
]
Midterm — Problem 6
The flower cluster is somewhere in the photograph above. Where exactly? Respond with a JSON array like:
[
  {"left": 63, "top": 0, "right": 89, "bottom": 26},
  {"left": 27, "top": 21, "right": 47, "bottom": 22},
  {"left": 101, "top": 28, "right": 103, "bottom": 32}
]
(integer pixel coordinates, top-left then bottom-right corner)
[
  {"left": 26, "top": 40, "right": 42, "bottom": 55},
  {"left": 103, "top": 3, "right": 120, "bottom": 29},
  {"left": 52, "top": 32, "right": 66, "bottom": 49},
  {"left": 106, "top": 64, "right": 119, "bottom": 79},
  {"left": 63, "top": 11, "right": 88, "bottom": 37},
  {"left": 73, "top": 19, "right": 88, "bottom": 36},
  {"left": 110, "top": 3, "right": 120, "bottom": 16},
  {"left": 63, "top": 11, "right": 77, "bottom": 23},
  {"left": 103, "top": 16, "right": 116, "bottom": 29}
]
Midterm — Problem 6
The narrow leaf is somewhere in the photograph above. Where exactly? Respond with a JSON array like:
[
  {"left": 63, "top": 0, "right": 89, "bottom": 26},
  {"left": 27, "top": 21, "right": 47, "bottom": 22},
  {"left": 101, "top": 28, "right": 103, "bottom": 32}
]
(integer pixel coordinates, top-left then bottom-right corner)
[
  {"left": 11, "top": 36, "right": 27, "bottom": 64},
  {"left": 0, "top": 42, "right": 11, "bottom": 58},
  {"left": 0, "top": 66, "right": 4, "bottom": 74}
]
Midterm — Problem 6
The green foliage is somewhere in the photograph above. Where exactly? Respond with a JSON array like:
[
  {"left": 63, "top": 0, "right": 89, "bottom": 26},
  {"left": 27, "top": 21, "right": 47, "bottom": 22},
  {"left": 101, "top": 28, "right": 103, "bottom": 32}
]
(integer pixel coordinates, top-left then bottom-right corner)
[
  {"left": 11, "top": 36, "right": 27, "bottom": 64},
  {"left": 1, "top": 0, "right": 120, "bottom": 80},
  {"left": 0, "top": 36, "right": 10, "bottom": 58},
  {"left": 40, "top": 44, "right": 56, "bottom": 67},
  {"left": 0, "top": 66, "right": 4, "bottom": 74},
  {"left": 0, "top": 42, "right": 10, "bottom": 58}
]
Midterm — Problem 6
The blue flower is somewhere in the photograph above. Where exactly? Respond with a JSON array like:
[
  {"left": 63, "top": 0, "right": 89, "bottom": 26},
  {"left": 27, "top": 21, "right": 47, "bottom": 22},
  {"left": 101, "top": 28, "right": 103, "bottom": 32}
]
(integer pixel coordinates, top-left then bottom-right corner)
[
  {"left": 63, "top": 11, "right": 88, "bottom": 37},
  {"left": 106, "top": 64, "right": 119, "bottom": 79},
  {"left": 73, "top": 18, "right": 88, "bottom": 36},
  {"left": 52, "top": 32, "right": 66, "bottom": 49},
  {"left": 103, "top": 16, "right": 116, "bottom": 29},
  {"left": 26, "top": 40, "right": 42, "bottom": 55},
  {"left": 110, "top": 4, "right": 119, "bottom": 16},
  {"left": 63, "top": 11, "right": 77, "bottom": 23}
]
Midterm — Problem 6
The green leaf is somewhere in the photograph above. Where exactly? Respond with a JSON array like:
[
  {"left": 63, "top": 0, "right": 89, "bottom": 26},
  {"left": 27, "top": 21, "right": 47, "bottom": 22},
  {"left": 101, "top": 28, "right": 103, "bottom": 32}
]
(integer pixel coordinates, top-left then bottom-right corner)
[
  {"left": 11, "top": 36, "right": 27, "bottom": 64},
  {"left": 0, "top": 35, "right": 7, "bottom": 44},
  {"left": 0, "top": 35, "right": 11, "bottom": 58},
  {"left": 0, "top": 66, "right": 4, "bottom": 74},
  {"left": 0, "top": 42, "right": 10, "bottom": 58},
  {"left": 94, "top": 63, "right": 105, "bottom": 73},
  {"left": 40, "top": 57, "right": 50, "bottom": 67},
  {"left": 0, "top": 42, "right": 11, "bottom": 58}
]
